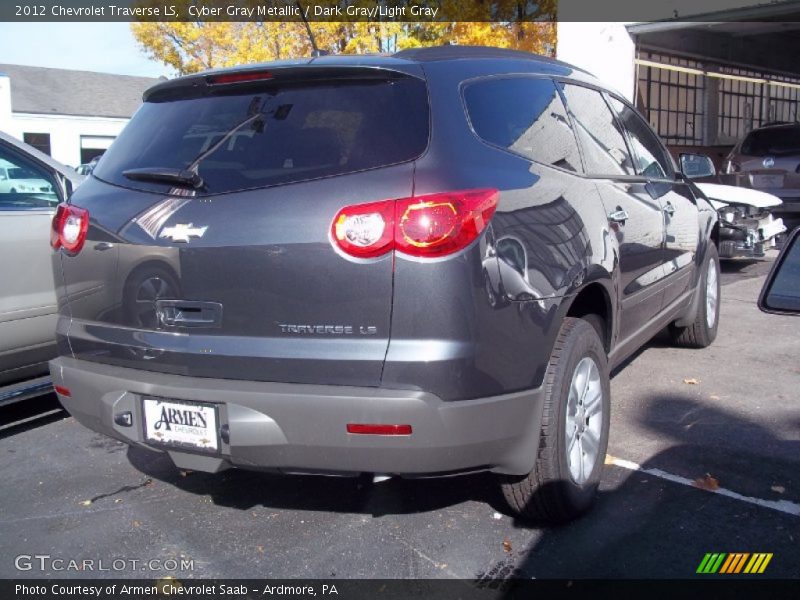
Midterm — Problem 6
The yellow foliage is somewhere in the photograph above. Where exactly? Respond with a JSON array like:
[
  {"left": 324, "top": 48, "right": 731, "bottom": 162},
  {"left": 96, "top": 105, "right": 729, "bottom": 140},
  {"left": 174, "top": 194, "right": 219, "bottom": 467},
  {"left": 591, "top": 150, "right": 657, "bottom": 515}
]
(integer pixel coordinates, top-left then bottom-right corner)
[{"left": 130, "top": 1, "right": 557, "bottom": 75}]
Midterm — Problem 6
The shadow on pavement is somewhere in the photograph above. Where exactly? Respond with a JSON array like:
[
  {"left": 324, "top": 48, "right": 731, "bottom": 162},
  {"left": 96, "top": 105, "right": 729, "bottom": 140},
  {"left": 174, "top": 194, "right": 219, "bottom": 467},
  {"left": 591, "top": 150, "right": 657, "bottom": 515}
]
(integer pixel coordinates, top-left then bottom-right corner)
[{"left": 500, "top": 393, "right": 799, "bottom": 580}]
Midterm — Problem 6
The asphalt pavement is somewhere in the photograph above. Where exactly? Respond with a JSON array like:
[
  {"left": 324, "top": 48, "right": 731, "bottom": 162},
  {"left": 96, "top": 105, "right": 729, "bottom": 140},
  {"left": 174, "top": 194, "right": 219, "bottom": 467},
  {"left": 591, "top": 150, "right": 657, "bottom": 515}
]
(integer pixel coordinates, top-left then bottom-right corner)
[{"left": 1, "top": 255, "right": 797, "bottom": 580}]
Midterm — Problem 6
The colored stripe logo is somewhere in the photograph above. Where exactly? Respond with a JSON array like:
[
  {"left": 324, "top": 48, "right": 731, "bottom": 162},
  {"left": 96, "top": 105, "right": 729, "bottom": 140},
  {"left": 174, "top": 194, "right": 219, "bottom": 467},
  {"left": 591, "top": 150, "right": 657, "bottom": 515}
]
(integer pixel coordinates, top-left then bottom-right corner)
[{"left": 697, "top": 553, "right": 773, "bottom": 574}]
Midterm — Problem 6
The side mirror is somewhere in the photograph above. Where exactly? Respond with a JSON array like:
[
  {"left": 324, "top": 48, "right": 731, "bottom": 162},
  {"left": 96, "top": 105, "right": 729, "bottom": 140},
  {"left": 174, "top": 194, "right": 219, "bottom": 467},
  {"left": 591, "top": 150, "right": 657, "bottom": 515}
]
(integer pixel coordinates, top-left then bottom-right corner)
[
  {"left": 758, "top": 228, "right": 800, "bottom": 315},
  {"left": 680, "top": 153, "right": 716, "bottom": 179}
]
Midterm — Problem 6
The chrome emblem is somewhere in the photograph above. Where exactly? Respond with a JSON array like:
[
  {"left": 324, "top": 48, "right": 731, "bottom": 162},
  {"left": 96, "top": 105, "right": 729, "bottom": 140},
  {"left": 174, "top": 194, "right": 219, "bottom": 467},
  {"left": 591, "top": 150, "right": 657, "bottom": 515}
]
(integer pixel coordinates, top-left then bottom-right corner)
[
  {"left": 159, "top": 223, "right": 208, "bottom": 243},
  {"left": 763, "top": 157, "right": 775, "bottom": 168}
]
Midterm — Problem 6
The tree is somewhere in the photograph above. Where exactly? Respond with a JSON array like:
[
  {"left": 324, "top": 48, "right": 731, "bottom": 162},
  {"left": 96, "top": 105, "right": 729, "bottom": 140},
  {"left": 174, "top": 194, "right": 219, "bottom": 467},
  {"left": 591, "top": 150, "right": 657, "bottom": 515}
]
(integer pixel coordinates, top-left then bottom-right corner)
[{"left": 131, "top": 1, "right": 557, "bottom": 75}]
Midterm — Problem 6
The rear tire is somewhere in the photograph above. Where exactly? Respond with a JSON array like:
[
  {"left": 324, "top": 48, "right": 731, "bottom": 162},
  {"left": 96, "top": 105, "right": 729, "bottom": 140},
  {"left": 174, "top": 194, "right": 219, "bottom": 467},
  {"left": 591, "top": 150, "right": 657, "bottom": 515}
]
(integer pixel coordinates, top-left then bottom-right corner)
[
  {"left": 669, "top": 244, "right": 720, "bottom": 348},
  {"left": 499, "top": 317, "right": 610, "bottom": 523}
]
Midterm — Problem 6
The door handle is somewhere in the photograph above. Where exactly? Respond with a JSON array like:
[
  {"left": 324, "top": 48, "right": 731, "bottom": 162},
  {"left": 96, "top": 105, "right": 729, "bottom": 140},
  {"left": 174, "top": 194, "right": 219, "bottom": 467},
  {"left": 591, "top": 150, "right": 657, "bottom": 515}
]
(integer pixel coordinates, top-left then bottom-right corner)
[
  {"left": 663, "top": 202, "right": 675, "bottom": 217},
  {"left": 607, "top": 209, "right": 629, "bottom": 224}
]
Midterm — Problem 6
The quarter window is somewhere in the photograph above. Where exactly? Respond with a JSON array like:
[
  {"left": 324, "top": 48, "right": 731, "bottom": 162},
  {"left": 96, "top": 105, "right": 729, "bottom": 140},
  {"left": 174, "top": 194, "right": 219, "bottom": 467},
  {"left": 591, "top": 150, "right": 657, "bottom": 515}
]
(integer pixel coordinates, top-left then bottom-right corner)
[
  {"left": 559, "top": 83, "right": 635, "bottom": 176},
  {"left": 607, "top": 97, "right": 674, "bottom": 179},
  {"left": 464, "top": 77, "right": 582, "bottom": 173}
]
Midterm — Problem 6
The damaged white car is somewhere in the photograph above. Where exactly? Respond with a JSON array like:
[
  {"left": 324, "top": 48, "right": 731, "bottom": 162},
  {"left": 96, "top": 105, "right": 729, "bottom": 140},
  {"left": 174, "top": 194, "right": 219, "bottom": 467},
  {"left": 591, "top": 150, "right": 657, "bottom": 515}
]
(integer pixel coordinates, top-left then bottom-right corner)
[
  {"left": 680, "top": 153, "right": 786, "bottom": 259},
  {"left": 696, "top": 183, "right": 786, "bottom": 259}
]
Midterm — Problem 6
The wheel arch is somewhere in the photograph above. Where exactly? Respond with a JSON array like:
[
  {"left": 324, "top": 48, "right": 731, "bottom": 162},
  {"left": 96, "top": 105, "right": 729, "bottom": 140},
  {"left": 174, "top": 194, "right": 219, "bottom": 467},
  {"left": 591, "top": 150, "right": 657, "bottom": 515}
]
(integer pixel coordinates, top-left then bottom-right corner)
[{"left": 562, "top": 277, "right": 615, "bottom": 353}]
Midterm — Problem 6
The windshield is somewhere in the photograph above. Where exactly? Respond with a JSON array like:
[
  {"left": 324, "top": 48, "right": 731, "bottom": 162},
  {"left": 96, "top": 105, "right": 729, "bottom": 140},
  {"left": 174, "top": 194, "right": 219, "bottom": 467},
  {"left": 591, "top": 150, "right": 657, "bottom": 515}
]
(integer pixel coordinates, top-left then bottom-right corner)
[
  {"left": 741, "top": 126, "right": 800, "bottom": 157},
  {"left": 94, "top": 78, "right": 429, "bottom": 195}
]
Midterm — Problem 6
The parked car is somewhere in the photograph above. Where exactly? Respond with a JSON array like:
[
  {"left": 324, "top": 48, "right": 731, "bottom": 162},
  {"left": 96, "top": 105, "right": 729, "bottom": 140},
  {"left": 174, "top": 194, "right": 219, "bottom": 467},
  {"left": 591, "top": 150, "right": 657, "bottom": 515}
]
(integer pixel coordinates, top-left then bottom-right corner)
[
  {"left": 679, "top": 153, "right": 786, "bottom": 259},
  {"left": 49, "top": 46, "right": 720, "bottom": 522},
  {"left": 0, "top": 130, "right": 83, "bottom": 405},
  {"left": 0, "top": 162, "right": 55, "bottom": 195},
  {"left": 723, "top": 122, "right": 800, "bottom": 233}
]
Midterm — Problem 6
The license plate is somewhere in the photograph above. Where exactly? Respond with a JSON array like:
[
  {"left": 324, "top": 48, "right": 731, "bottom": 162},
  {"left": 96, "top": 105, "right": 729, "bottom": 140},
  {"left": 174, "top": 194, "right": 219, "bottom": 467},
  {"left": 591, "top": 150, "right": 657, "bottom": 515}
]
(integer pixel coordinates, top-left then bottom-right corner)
[
  {"left": 751, "top": 174, "right": 784, "bottom": 188},
  {"left": 143, "top": 398, "right": 219, "bottom": 452}
]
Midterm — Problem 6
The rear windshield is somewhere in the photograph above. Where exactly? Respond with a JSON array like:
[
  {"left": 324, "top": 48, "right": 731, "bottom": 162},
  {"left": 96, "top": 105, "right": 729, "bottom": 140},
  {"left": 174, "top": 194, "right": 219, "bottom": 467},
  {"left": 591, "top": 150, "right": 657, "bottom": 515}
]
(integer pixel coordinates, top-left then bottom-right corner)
[
  {"left": 93, "top": 77, "right": 429, "bottom": 195},
  {"left": 741, "top": 126, "right": 800, "bottom": 156}
]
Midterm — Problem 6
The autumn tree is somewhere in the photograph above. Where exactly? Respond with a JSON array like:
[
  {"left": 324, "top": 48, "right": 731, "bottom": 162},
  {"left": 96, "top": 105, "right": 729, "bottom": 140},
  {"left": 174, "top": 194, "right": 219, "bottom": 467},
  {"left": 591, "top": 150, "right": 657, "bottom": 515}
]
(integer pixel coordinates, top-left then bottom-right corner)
[{"left": 131, "top": 1, "right": 556, "bottom": 75}]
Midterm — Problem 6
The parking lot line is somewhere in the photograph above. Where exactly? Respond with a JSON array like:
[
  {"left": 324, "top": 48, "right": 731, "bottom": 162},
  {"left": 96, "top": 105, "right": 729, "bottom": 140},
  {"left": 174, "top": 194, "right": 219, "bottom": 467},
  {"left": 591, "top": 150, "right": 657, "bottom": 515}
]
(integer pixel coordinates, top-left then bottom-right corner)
[{"left": 606, "top": 455, "right": 800, "bottom": 517}]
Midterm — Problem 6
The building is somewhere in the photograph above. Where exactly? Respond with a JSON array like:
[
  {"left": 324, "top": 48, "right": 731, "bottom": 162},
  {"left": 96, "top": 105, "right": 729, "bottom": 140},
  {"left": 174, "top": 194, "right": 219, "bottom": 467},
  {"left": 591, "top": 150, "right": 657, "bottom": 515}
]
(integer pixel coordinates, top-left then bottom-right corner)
[
  {"left": 0, "top": 64, "right": 159, "bottom": 168},
  {"left": 557, "top": 2, "right": 800, "bottom": 165}
]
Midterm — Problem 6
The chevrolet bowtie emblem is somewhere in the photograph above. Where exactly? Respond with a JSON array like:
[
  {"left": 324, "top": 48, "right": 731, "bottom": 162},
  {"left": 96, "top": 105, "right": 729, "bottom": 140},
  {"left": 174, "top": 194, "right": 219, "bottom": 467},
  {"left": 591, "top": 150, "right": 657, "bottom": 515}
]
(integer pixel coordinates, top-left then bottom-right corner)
[{"left": 159, "top": 223, "right": 208, "bottom": 243}]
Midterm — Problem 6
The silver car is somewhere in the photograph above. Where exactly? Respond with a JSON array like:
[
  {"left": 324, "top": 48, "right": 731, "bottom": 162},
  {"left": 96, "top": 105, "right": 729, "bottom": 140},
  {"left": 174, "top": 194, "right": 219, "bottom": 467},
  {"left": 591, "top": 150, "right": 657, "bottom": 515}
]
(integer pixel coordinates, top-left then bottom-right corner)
[
  {"left": 724, "top": 123, "right": 800, "bottom": 233},
  {"left": 0, "top": 130, "right": 82, "bottom": 404}
]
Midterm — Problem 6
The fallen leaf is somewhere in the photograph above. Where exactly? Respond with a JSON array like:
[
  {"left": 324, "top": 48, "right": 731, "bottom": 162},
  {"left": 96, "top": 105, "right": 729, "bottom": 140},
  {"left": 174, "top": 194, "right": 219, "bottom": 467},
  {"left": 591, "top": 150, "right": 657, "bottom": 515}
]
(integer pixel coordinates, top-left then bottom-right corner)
[
  {"left": 132, "top": 520, "right": 141, "bottom": 528},
  {"left": 683, "top": 378, "right": 700, "bottom": 385},
  {"left": 79, "top": 499, "right": 92, "bottom": 506},
  {"left": 771, "top": 485, "right": 786, "bottom": 494},
  {"left": 256, "top": 546, "right": 265, "bottom": 554},
  {"left": 693, "top": 473, "right": 720, "bottom": 491},
  {"left": 502, "top": 539, "right": 512, "bottom": 553}
]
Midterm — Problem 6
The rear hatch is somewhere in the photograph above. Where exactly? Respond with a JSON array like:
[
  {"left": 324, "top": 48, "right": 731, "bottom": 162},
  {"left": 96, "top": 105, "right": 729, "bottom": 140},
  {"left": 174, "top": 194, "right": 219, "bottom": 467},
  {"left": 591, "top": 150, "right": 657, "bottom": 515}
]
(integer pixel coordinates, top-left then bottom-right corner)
[
  {"left": 58, "top": 64, "right": 429, "bottom": 386},
  {"left": 737, "top": 125, "right": 800, "bottom": 195}
]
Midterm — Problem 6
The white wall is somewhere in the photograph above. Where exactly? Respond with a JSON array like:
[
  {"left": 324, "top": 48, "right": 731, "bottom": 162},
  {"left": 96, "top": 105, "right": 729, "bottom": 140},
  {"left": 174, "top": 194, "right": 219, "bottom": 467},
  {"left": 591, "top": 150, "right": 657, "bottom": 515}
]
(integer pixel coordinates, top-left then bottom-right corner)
[
  {"left": 4, "top": 113, "right": 128, "bottom": 167},
  {"left": 556, "top": 23, "right": 637, "bottom": 102},
  {"left": 0, "top": 75, "right": 12, "bottom": 134}
]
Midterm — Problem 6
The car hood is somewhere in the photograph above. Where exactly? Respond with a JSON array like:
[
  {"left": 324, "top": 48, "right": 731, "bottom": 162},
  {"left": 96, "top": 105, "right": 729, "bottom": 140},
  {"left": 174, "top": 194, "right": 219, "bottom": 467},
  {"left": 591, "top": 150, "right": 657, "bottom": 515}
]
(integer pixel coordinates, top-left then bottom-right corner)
[{"left": 696, "top": 182, "right": 783, "bottom": 210}]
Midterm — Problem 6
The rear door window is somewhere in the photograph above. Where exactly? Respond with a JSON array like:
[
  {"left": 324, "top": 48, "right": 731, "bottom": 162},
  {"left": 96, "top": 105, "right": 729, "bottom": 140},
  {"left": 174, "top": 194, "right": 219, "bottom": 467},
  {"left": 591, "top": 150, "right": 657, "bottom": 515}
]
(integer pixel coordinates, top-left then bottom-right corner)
[
  {"left": 93, "top": 77, "right": 429, "bottom": 195},
  {"left": 463, "top": 76, "right": 582, "bottom": 173},
  {"left": 559, "top": 83, "right": 635, "bottom": 177}
]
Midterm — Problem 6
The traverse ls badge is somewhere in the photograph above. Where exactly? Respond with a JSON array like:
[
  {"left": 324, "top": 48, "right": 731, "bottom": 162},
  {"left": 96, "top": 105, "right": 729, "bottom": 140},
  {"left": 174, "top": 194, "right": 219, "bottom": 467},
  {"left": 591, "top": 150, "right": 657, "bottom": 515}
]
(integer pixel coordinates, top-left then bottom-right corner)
[{"left": 160, "top": 223, "right": 208, "bottom": 243}]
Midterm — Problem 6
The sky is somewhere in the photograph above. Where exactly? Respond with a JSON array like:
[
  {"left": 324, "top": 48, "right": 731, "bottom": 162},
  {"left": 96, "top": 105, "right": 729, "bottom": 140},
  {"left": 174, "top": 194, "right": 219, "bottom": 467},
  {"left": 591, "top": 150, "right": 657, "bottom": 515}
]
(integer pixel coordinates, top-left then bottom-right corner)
[{"left": 0, "top": 22, "right": 173, "bottom": 78}]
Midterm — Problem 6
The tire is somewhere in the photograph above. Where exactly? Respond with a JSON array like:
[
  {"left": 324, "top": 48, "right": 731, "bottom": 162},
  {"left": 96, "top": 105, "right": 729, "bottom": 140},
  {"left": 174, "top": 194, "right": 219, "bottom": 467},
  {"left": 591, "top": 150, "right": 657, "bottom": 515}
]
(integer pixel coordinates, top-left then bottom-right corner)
[
  {"left": 500, "top": 317, "right": 611, "bottom": 523},
  {"left": 669, "top": 244, "right": 720, "bottom": 348}
]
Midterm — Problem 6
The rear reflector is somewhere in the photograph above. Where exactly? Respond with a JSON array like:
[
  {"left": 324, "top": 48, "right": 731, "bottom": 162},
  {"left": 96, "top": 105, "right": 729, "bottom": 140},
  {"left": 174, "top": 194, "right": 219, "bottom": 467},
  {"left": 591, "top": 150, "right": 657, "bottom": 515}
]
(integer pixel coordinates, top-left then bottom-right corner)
[
  {"left": 331, "top": 188, "right": 499, "bottom": 259},
  {"left": 346, "top": 424, "right": 412, "bottom": 436},
  {"left": 208, "top": 71, "right": 273, "bottom": 85},
  {"left": 51, "top": 203, "right": 89, "bottom": 255},
  {"left": 54, "top": 385, "right": 71, "bottom": 397}
]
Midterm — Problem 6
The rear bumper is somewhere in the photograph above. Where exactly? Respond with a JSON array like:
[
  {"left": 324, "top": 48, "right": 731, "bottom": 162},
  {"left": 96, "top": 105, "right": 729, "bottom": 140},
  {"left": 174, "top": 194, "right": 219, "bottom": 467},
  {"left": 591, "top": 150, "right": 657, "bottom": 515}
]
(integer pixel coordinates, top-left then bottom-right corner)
[{"left": 49, "top": 356, "right": 543, "bottom": 477}]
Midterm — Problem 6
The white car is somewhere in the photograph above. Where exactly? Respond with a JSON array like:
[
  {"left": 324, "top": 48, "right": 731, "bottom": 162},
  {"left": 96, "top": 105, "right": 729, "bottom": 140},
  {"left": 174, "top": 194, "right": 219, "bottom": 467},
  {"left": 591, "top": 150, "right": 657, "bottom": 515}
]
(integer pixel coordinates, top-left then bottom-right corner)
[
  {"left": 696, "top": 182, "right": 787, "bottom": 259},
  {"left": 0, "top": 161, "right": 55, "bottom": 195}
]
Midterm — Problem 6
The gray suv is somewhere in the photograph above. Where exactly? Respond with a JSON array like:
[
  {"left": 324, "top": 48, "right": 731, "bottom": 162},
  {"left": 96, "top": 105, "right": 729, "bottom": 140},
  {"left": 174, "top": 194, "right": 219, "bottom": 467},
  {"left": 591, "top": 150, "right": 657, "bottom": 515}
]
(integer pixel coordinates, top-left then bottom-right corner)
[{"left": 49, "top": 47, "right": 720, "bottom": 522}]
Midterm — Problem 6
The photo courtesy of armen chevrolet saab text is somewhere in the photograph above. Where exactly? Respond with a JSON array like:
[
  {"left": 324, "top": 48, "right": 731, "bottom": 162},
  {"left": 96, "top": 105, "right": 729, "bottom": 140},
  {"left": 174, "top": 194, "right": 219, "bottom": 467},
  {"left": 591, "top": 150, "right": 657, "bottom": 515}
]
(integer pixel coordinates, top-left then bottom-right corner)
[{"left": 49, "top": 46, "right": 721, "bottom": 523}]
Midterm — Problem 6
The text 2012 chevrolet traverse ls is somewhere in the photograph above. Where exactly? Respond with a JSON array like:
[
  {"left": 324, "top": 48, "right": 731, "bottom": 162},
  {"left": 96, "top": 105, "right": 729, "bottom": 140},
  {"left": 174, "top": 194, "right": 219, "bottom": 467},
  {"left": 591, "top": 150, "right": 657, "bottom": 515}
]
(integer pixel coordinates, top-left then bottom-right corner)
[{"left": 49, "top": 47, "right": 720, "bottom": 522}]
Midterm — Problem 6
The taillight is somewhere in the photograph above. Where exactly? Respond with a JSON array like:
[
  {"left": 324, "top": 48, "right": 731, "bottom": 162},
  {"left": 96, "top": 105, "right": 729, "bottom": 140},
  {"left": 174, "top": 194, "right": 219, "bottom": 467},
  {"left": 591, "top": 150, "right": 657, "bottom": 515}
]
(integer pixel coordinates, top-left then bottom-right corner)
[
  {"left": 51, "top": 203, "right": 89, "bottom": 255},
  {"left": 332, "top": 200, "right": 395, "bottom": 259},
  {"left": 331, "top": 189, "right": 499, "bottom": 259}
]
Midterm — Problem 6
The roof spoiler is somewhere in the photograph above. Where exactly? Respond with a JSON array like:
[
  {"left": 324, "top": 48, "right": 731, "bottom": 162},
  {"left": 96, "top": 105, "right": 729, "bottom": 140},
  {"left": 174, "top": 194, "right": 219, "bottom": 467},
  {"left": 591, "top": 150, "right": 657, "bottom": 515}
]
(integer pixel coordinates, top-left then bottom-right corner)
[{"left": 143, "top": 64, "right": 421, "bottom": 102}]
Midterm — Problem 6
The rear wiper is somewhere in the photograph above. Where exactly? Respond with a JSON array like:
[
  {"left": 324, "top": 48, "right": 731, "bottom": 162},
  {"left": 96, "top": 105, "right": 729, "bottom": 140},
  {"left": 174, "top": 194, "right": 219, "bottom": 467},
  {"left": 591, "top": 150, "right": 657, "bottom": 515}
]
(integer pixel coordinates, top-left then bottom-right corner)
[{"left": 122, "top": 167, "right": 204, "bottom": 189}]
